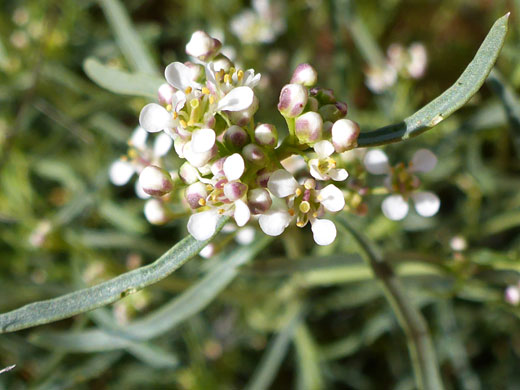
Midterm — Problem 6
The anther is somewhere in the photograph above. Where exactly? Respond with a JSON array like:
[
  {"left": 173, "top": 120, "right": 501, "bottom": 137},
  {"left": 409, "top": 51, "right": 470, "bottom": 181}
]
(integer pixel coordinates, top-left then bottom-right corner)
[
  {"left": 295, "top": 188, "right": 303, "bottom": 197},
  {"left": 202, "top": 87, "right": 210, "bottom": 95},
  {"left": 185, "top": 86, "right": 192, "bottom": 94},
  {"left": 166, "top": 104, "right": 172, "bottom": 112},
  {"left": 198, "top": 198, "right": 206, "bottom": 206},
  {"left": 237, "top": 70, "right": 244, "bottom": 80}
]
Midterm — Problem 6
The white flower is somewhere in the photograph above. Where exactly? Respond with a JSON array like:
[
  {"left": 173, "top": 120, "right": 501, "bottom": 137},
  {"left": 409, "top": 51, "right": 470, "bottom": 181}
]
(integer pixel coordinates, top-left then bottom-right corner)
[
  {"left": 109, "top": 160, "right": 135, "bottom": 186},
  {"left": 365, "top": 64, "right": 397, "bottom": 94},
  {"left": 230, "top": 0, "right": 285, "bottom": 44},
  {"left": 308, "top": 140, "right": 349, "bottom": 181}
]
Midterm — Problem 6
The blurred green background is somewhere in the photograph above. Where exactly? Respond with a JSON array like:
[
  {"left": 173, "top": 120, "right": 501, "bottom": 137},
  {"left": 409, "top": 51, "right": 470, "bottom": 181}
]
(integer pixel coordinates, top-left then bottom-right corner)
[{"left": 1, "top": 0, "right": 520, "bottom": 389}]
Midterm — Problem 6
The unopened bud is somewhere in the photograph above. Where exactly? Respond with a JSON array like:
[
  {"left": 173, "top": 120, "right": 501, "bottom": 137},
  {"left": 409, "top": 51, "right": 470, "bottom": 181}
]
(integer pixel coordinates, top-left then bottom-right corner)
[
  {"left": 310, "top": 87, "right": 336, "bottom": 104},
  {"left": 185, "top": 31, "right": 221, "bottom": 61},
  {"left": 223, "top": 181, "right": 248, "bottom": 201},
  {"left": 225, "top": 125, "right": 249, "bottom": 149},
  {"left": 248, "top": 188, "right": 272, "bottom": 214},
  {"left": 158, "top": 83, "right": 175, "bottom": 105},
  {"left": 290, "top": 63, "right": 318, "bottom": 87},
  {"left": 256, "top": 168, "right": 271, "bottom": 188},
  {"left": 254, "top": 123, "right": 278, "bottom": 148},
  {"left": 335, "top": 101, "right": 348, "bottom": 117},
  {"left": 139, "top": 165, "right": 174, "bottom": 197},
  {"left": 319, "top": 104, "right": 343, "bottom": 122},
  {"left": 322, "top": 121, "right": 333, "bottom": 139},
  {"left": 242, "top": 143, "right": 266, "bottom": 165},
  {"left": 331, "top": 119, "right": 360, "bottom": 152},
  {"left": 278, "top": 84, "right": 308, "bottom": 118},
  {"left": 228, "top": 95, "right": 259, "bottom": 126},
  {"left": 295, "top": 111, "right": 323, "bottom": 144},
  {"left": 305, "top": 96, "right": 319, "bottom": 112},
  {"left": 144, "top": 199, "right": 169, "bottom": 225},
  {"left": 179, "top": 162, "right": 200, "bottom": 184},
  {"left": 212, "top": 54, "right": 233, "bottom": 72},
  {"left": 505, "top": 286, "right": 520, "bottom": 306},
  {"left": 184, "top": 61, "right": 204, "bottom": 82},
  {"left": 185, "top": 182, "right": 208, "bottom": 209}
]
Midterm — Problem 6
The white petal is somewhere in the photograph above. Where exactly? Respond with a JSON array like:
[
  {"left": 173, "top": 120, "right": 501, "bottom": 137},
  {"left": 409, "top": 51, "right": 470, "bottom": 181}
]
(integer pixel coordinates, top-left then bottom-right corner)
[
  {"left": 267, "top": 169, "right": 299, "bottom": 198},
  {"left": 187, "top": 209, "right": 220, "bottom": 241},
  {"left": 139, "top": 103, "right": 172, "bottom": 133},
  {"left": 313, "top": 140, "right": 334, "bottom": 158},
  {"left": 165, "top": 62, "right": 200, "bottom": 91},
  {"left": 144, "top": 199, "right": 166, "bottom": 225},
  {"left": 329, "top": 168, "right": 349, "bottom": 181},
  {"left": 199, "top": 244, "right": 215, "bottom": 259},
  {"left": 174, "top": 137, "right": 186, "bottom": 158},
  {"left": 364, "top": 149, "right": 390, "bottom": 175},
  {"left": 381, "top": 195, "right": 409, "bottom": 220},
  {"left": 130, "top": 126, "right": 148, "bottom": 149},
  {"left": 184, "top": 141, "right": 213, "bottom": 167},
  {"left": 109, "top": 160, "right": 135, "bottom": 186},
  {"left": 135, "top": 179, "right": 151, "bottom": 199},
  {"left": 217, "top": 86, "right": 254, "bottom": 111},
  {"left": 234, "top": 199, "right": 251, "bottom": 227},
  {"left": 259, "top": 209, "right": 292, "bottom": 236},
  {"left": 191, "top": 128, "right": 216, "bottom": 153},
  {"left": 171, "top": 90, "right": 187, "bottom": 112},
  {"left": 235, "top": 226, "right": 255, "bottom": 245},
  {"left": 410, "top": 149, "right": 437, "bottom": 173},
  {"left": 223, "top": 153, "right": 245, "bottom": 181},
  {"left": 318, "top": 184, "right": 345, "bottom": 212},
  {"left": 309, "top": 160, "right": 327, "bottom": 181},
  {"left": 311, "top": 219, "right": 337, "bottom": 246},
  {"left": 153, "top": 132, "right": 173, "bottom": 157},
  {"left": 412, "top": 191, "right": 440, "bottom": 217}
]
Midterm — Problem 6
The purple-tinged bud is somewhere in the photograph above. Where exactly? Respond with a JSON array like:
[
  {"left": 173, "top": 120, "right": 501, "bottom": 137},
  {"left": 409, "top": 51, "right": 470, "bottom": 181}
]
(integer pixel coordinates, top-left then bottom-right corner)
[
  {"left": 185, "top": 31, "right": 221, "bottom": 61},
  {"left": 139, "top": 165, "right": 174, "bottom": 197},
  {"left": 331, "top": 119, "right": 360, "bottom": 152},
  {"left": 243, "top": 143, "right": 266, "bottom": 165},
  {"left": 224, "top": 125, "right": 249, "bottom": 149},
  {"left": 179, "top": 162, "right": 200, "bottom": 184},
  {"left": 223, "top": 181, "right": 248, "bottom": 202},
  {"left": 310, "top": 87, "right": 336, "bottom": 105},
  {"left": 185, "top": 182, "right": 208, "bottom": 209},
  {"left": 144, "top": 199, "right": 169, "bottom": 225},
  {"left": 295, "top": 112, "right": 323, "bottom": 144},
  {"left": 256, "top": 168, "right": 271, "bottom": 188},
  {"left": 254, "top": 123, "right": 278, "bottom": 148},
  {"left": 305, "top": 96, "right": 319, "bottom": 112},
  {"left": 335, "top": 101, "right": 348, "bottom": 117},
  {"left": 228, "top": 95, "right": 259, "bottom": 126},
  {"left": 290, "top": 63, "right": 318, "bottom": 87},
  {"left": 278, "top": 84, "right": 308, "bottom": 118},
  {"left": 248, "top": 188, "right": 272, "bottom": 214},
  {"left": 158, "top": 83, "right": 175, "bottom": 105},
  {"left": 212, "top": 54, "right": 233, "bottom": 72},
  {"left": 184, "top": 61, "right": 204, "bottom": 82},
  {"left": 319, "top": 104, "right": 343, "bottom": 122}
]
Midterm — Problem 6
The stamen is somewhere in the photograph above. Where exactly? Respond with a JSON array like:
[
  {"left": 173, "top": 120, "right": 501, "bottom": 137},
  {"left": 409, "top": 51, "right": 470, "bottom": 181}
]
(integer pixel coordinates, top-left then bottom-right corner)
[
  {"left": 173, "top": 111, "right": 178, "bottom": 119},
  {"left": 237, "top": 70, "right": 244, "bottom": 80},
  {"left": 296, "top": 221, "right": 305, "bottom": 227},
  {"left": 128, "top": 149, "right": 138, "bottom": 159},
  {"left": 180, "top": 119, "right": 187, "bottom": 128},
  {"left": 202, "top": 87, "right": 210, "bottom": 95},
  {"left": 166, "top": 104, "right": 172, "bottom": 112},
  {"left": 288, "top": 208, "right": 295, "bottom": 216},
  {"left": 295, "top": 188, "right": 303, "bottom": 197},
  {"left": 185, "top": 86, "right": 192, "bottom": 94},
  {"left": 218, "top": 208, "right": 225, "bottom": 214},
  {"left": 198, "top": 198, "right": 206, "bottom": 206},
  {"left": 209, "top": 96, "right": 215, "bottom": 105},
  {"left": 229, "top": 67, "right": 236, "bottom": 75},
  {"left": 299, "top": 201, "right": 311, "bottom": 213},
  {"left": 224, "top": 74, "right": 231, "bottom": 84}
]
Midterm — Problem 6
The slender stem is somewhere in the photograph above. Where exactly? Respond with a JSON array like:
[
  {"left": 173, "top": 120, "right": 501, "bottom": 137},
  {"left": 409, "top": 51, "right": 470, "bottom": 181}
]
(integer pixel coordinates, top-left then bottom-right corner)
[{"left": 337, "top": 217, "right": 444, "bottom": 390}]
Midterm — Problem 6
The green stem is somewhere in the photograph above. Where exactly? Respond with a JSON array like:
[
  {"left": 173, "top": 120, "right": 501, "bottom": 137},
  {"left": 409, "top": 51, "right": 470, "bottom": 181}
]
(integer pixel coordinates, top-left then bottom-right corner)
[{"left": 337, "top": 217, "right": 444, "bottom": 390}]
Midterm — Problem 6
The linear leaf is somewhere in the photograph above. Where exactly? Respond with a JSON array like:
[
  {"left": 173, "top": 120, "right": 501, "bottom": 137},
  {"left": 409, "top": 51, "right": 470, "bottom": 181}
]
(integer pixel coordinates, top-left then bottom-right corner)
[
  {"left": 98, "top": 0, "right": 158, "bottom": 74},
  {"left": 0, "top": 217, "right": 229, "bottom": 333},
  {"left": 357, "top": 13, "right": 509, "bottom": 147},
  {"left": 83, "top": 57, "right": 163, "bottom": 98}
]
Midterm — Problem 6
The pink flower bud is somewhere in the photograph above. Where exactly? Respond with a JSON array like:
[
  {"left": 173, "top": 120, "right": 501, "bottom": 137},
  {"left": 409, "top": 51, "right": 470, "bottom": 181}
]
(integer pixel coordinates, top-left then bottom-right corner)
[
  {"left": 278, "top": 84, "right": 308, "bottom": 118},
  {"left": 254, "top": 123, "right": 278, "bottom": 148},
  {"left": 248, "top": 188, "right": 272, "bottom": 214},
  {"left": 228, "top": 95, "right": 259, "bottom": 126},
  {"left": 335, "top": 101, "right": 348, "bottom": 117},
  {"left": 139, "top": 165, "right": 174, "bottom": 197},
  {"left": 225, "top": 125, "right": 249, "bottom": 149},
  {"left": 158, "top": 83, "right": 175, "bottom": 105},
  {"left": 242, "top": 144, "right": 266, "bottom": 165},
  {"left": 185, "top": 31, "right": 221, "bottom": 61},
  {"left": 331, "top": 119, "right": 360, "bottom": 152},
  {"left": 185, "top": 182, "right": 208, "bottom": 209},
  {"left": 290, "top": 63, "right": 318, "bottom": 87},
  {"left": 223, "top": 181, "right": 248, "bottom": 201},
  {"left": 256, "top": 168, "right": 271, "bottom": 188},
  {"left": 179, "top": 162, "right": 200, "bottom": 184},
  {"left": 295, "top": 111, "right": 323, "bottom": 144}
]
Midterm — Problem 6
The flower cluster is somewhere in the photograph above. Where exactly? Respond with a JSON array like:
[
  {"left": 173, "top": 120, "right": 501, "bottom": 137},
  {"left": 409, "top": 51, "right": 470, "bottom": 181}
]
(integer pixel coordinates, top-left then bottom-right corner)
[{"left": 110, "top": 31, "right": 440, "bottom": 247}]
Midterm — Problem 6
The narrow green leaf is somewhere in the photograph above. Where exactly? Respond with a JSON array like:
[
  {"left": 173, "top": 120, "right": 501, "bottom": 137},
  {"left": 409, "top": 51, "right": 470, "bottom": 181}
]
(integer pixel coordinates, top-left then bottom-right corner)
[
  {"left": 357, "top": 13, "right": 509, "bottom": 147},
  {"left": 28, "top": 236, "right": 272, "bottom": 351},
  {"left": 0, "top": 217, "right": 229, "bottom": 333},
  {"left": 98, "top": 0, "right": 158, "bottom": 75},
  {"left": 294, "top": 324, "right": 324, "bottom": 390},
  {"left": 83, "top": 57, "right": 163, "bottom": 98}
]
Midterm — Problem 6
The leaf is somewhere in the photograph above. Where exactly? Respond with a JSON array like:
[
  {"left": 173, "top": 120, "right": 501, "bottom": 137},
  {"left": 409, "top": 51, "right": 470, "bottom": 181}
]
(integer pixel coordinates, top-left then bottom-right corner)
[
  {"left": 98, "top": 0, "right": 158, "bottom": 75},
  {"left": 357, "top": 13, "right": 509, "bottom": 147},
  {"left": 294, "top": 324, "right": 324, "bottom": 390},
  {"left": 0, "top": 217, "right": 229, "bottom": 333},
  {"left": 83, "top": 57, "right": 163, "bottom": 98},
  {"left": 28, "top": 235, "right": 272, "bottom": 351}
]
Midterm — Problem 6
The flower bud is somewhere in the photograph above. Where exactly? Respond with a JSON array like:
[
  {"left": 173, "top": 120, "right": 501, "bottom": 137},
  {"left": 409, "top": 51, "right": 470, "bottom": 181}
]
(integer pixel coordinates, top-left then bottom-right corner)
[
  {"left": 254, "top": 123, "right": 278, "bottom": 148},
  {"left": 322, "top": 121, "right": 333, "bottom": 139},
  {"left": 144, "top": 199, "right": 169, "bottom": 225},
  {"left": 158, "top": 83, "right": 175, "bottom": 105},
  {"left": 278, "top": 84, "right": 308, "bottom": 118},
  {"left": 256, "top": 168, "right": 271, "bottom": 188},
  {"left": 304, "top": 96, "right": 319, "bottom": 112},
  {"left": 310, "top": 87, "right": 336, "bottom": 104},
  {"left": 223, "top": 181, "right": 248, "bottom": 202},
  {"left": 248, "top": 188, "right": 272, "bottom": 214},
  {"left": 139, "top": 165, "right": 174, "bottom": 197},
  {"left": 212, "top": 54, "right": 233, "bottom": 72},
  {"left": 318, "top": 104, "right": 343, "bottom": 122},
  {"left": 179, "top": 162, "right": 200, "bottom": 184},
  {"left": 242, "top": 143, "right": 266, "bottom": 165},
  {"left": 228, "top": 95, "right": 259, "bottom": 126},
  {"left": 185, "top": 31, "right": 221, "bottom": 61},
  {"left": 184, "top": 61, "right": 205, "bottom": 82},
  {"left": 295, "top": 111, "right": 323, "bottom": 144},
  {"left": 224, "top": 125, "right": 249, "bottom": 149},
  {"left": 335, "top": 101, "right": 348, "bottom": 117},
  {"left": 290, "top": 63, "right": 318, "bottom": 87},
  {"left": 331, "top": 119, "right": 360, "bottom": 152},
  {"left": 185, "top": 182, "right": 208, "bottom": 209}
]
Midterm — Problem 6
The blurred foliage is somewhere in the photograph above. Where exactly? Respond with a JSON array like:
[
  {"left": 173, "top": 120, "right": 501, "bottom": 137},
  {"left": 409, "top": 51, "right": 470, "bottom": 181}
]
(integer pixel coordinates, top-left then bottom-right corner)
[{"left": 1, "top": 0, "right": 520, "bottom": 389}]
